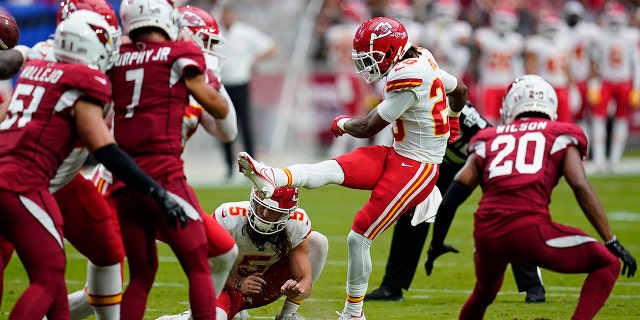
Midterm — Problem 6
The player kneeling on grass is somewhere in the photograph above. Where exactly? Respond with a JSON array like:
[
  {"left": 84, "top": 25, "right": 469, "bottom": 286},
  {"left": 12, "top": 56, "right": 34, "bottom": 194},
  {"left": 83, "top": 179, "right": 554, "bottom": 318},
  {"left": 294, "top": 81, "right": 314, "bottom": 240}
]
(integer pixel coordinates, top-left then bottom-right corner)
[{"left": 157, "top": 186, "right": 329, "bottom": 320}]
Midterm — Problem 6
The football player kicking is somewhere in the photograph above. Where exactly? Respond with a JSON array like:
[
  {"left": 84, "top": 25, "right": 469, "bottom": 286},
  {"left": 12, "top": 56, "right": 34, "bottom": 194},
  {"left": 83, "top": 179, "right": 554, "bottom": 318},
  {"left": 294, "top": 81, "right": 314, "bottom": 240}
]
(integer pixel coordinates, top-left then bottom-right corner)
[
  {"left": 237, "top": 16, "right": 467, "bottom": 320},
  {"left": 426, "top": 75, "right": 636, "bottom": 319},
  {"left": 157, "top": 187, "right": 328, "bottom": 320}
]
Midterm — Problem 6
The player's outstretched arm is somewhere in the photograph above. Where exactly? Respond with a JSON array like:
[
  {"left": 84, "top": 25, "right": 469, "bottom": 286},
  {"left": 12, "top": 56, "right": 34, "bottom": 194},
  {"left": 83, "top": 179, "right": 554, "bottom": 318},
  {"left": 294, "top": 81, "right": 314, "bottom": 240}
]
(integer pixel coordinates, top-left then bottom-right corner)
[
  {"left": 199, "top": 85, "right": 237, "bottom": 142},
  {"left": 562, "top": 146, "right": 613, "bottom": 241},
  {"left": 0, "top": 47, "right": 26, "bottom": 79},
  {"left": 284, "top": 239, "right": 313, "bottom": 301},
  {"left": 446, "top": 78, "right": 468, "bottom": 113},
  {"left": 563, "top": 145, "right": 636, "bottom": 277}
]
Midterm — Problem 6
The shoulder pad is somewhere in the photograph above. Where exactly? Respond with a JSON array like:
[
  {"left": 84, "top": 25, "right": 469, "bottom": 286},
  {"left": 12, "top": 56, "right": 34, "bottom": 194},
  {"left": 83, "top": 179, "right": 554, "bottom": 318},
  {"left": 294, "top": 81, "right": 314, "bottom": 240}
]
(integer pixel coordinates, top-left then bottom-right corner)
[{"left": 385, "top": 60, "right": 423, "bottom": 93}]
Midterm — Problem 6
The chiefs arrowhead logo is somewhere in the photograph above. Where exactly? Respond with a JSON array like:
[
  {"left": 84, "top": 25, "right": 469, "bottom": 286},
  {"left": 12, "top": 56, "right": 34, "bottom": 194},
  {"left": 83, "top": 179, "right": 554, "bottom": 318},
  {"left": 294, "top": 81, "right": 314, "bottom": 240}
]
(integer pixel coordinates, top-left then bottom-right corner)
[
  {"left": 371, "top": 21, "right": 393, "bottom": 41},
  {"left": 181, "top": 11, "right": 205, "bottom": 26}
]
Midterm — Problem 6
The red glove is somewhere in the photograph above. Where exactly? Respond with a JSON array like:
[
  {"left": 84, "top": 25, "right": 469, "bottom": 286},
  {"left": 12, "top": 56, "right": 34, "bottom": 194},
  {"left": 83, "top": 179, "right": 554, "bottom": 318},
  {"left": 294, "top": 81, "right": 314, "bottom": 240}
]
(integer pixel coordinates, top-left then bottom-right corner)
[
  {"left": 448, "top": 116, "right": 460, "bottom": 143},
  {"left": 330, "top": 115, "right": 351, "bottom": 137}
]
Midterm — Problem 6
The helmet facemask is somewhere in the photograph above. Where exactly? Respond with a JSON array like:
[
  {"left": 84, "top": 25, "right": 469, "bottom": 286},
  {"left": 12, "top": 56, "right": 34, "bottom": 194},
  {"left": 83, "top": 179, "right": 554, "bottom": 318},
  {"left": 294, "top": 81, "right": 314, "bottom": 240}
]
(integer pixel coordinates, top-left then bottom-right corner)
[
  {"left": 351, "top": 17, "right": 410, "bottom": 83},
  {"left": 500, "top": 75, "right": 558, "bottom": 124},
  {"left": 247, "top": 187, "right": 298, "bottom": 235},
  {"left": 352, "top": 49, "right": 386, "bottom": 83},
  {"left": 54, "top": 10, "right": 117, "bottom": 72}
]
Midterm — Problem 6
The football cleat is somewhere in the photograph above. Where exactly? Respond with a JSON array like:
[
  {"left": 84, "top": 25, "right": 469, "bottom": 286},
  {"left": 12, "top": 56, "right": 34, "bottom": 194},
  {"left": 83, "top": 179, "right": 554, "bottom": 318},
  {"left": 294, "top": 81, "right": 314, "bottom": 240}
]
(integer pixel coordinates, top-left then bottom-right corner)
[
  {"left": 525, "top": 284, "right": 546, "bottom": 303},
  {"left": 237, "top": 152, "right": 277, "bottom": 199},
  {"left": 336, "top": 311, "right": 366, "bottom": 320},
  {"left": 155, "top": 310, "right": 191, "bottom": 320},
  {"left": 275, "top": 312, "right": 305, "bottom": 320}
]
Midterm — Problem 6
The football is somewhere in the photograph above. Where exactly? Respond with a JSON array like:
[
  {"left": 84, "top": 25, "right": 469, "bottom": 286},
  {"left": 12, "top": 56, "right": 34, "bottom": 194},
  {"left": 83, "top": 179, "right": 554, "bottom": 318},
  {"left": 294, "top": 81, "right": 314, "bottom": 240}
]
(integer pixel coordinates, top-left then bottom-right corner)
[{"left": 0, "top": 10, "right": 19, "bottom": 50}]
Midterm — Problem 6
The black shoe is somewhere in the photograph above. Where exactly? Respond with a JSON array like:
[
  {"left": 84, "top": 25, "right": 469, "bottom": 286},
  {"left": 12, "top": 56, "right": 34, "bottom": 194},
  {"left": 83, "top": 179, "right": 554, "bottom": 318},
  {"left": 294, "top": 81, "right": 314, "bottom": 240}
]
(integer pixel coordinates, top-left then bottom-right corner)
[
  {"left": 525, "top": 285, "right": 546, "bottom": 303},
  {"left": 364, "top": 286, "right": 403, "bottom": 301}
]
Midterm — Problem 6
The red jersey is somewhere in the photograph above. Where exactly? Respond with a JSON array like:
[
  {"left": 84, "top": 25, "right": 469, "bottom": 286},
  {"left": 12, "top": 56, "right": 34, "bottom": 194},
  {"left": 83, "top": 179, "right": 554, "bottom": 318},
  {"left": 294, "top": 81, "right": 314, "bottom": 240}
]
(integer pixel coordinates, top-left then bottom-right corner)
[
  {"left": 468, "top": 119, "right": 588, "bottom": 238},
  {"left": 109, "top": 41, "right": 206, "bottom": 158},
  {"left": 0, "top": 60, "right": 111, "bottom": 193}
]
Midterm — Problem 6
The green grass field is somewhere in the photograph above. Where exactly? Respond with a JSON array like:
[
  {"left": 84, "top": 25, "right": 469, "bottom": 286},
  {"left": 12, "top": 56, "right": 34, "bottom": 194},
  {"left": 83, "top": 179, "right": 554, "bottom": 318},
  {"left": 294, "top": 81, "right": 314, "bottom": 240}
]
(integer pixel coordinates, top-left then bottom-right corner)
[{"left": 2, "top": 175, "right": 639, "bottom": 319}]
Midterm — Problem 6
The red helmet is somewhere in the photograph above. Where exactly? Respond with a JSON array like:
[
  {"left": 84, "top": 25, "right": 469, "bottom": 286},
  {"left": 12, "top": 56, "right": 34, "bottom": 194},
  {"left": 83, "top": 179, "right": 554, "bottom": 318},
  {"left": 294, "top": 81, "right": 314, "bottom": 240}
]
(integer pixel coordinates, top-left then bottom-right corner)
[
  {"left": 248, "top": 186, "right": 299, "bottom": 235},
  {"left": 351, "top": 17, "right": 410, "bottom": 83},
  {"left": 537, "top": 9, "right": 562, "bottom": 37},
  {"left": 178, "top": 5, "right": 224, "bottom": 56},
  {"left": 602, "top": 1, "right": 628, "bottom": 29},
  {"left": 57, "top": 0, "right": 121, "bottom": 41},
  {"left": 490, "top": 3, "right": 518, "bottom": 34}
]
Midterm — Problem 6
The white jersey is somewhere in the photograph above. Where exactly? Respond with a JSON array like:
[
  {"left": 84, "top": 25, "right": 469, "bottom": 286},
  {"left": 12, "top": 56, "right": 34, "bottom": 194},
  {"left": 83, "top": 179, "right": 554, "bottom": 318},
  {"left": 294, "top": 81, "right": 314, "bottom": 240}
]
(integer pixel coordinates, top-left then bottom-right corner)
[
  {"left": 378, "top": 48, "right": 456, "bottom": 164},
  {"left": 525, "top": 31, "right": 571, "bottom": 87},
  {"left": 421, "top": 20, "right": 472, "bottom": 79},
  {"left": 592, "top": 26, "right": 640, "bottom": 86},
  {"left": 49, "top": 147, "right": 89, "bottom": 193},
  {"left": 566, "top": 21, "right": 600, "bottom": 82},
  {"left": 215, "top": 201, "right": 312, "bottom": 275},
  {"left": 474, "top": 27, "right": 524, "bottom": 87}
]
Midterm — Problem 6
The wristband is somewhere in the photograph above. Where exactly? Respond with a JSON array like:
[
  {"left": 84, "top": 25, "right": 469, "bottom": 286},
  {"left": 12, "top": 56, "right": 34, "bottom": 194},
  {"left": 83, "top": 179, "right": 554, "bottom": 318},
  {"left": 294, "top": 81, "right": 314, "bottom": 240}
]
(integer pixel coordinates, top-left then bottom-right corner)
[
  {"left": 448, "top": 108, "right": 461, "bottom": 117},
  {"left": 337, "top": 117, "right": 350, "bottom": 130},
  {"left": 605, "top": 235, "right": 617, "bottom": 245},
  {"left": 234, "top": 277, "right": 244, "bottom": 291}
]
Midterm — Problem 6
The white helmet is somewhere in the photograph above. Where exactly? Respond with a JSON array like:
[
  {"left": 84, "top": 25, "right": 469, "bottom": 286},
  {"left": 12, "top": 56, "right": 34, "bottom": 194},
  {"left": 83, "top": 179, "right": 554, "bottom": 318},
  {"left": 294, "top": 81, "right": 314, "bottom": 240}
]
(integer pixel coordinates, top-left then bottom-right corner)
[
  {"left": 53, "top": 10, "right": 117, "bottom": 71},
  {"left": 248, "top": 186, "right": 298, "bottom": 235},
  {"left": 500, "top": 75, "right": 558, "bottom": 124},
  {"left": 119, "top": 0, "right": 180, "bottom": 41}
]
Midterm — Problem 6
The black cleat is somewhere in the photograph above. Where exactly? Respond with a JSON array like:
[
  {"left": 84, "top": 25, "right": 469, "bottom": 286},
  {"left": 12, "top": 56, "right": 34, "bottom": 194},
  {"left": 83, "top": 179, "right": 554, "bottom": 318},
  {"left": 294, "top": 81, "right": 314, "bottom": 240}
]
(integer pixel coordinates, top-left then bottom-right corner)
[
  {"left": 525, "top": 285, "right": 546, "bottom": 303},
  {"left": 364, "top": 286, "right": 404, "bottom": 302}
]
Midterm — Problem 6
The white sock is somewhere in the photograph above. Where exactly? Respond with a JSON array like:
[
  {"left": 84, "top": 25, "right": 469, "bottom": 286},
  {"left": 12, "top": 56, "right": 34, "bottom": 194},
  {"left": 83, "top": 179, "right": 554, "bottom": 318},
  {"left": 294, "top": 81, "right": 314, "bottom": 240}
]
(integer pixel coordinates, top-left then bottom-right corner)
[
  {"left": 285, "top": 160, "right": 344, "bottom": 188},
  {"left": 280, "top": 299, "right": 301, "bottom": 314},
  {"left": 86, "top": 262, "right": 122, "bottom": 320},
  {"left": 591, "top": 117, "right": 607, "bottom": 165},
  {"left": 609, "top": 118, "right": 628, "bottom": 166},
  {"left": 210, "top": 244, "right": 238, "bottom": 298},
  {"left": 216, "top": 307, "right": 228, "bottom": 320},
  {"left": 343, "top": 231, "right": 372, "bottom": 316},
  {"left": 307, "top": 231, "right": 329, "bottom": 283},
  {"left": 68, "top": 288, "right": 93, "bottom": 320}
]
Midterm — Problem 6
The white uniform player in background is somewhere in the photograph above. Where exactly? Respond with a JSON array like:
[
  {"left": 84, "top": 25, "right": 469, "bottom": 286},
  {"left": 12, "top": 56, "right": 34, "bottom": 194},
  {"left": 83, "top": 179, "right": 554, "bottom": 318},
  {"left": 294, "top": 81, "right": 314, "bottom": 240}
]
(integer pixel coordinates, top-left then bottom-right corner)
[
  {"left": 588, "top": 1, "right": 640, "bottom": 172},
  {"left": 236, "top": 17, "right": 467, "bottom": 320},
  {"left": 421, "top": 0, "right": 472, "bottom": 80},
  {"left": 158, "top": 186, "right": 329, "bottom": 320},
  {"left": 564, "top": 0, "right": 601, "bottom": 135},
  {"left": 470, "top": 3, "right": 524, "bottom": 125},
  {"left": 525, "top": 9, "right": 573, "bottom": 123}
]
